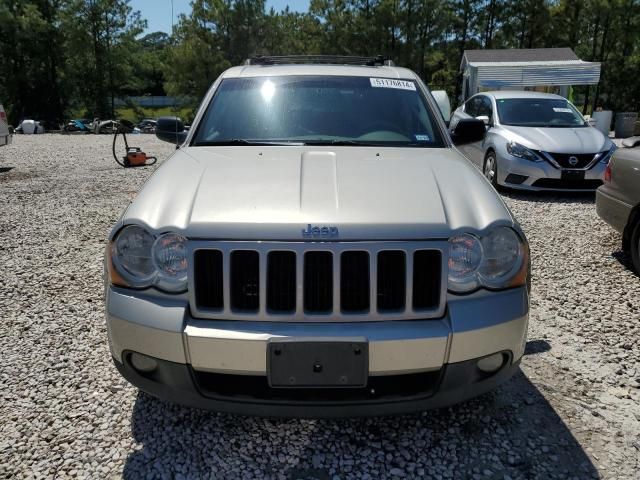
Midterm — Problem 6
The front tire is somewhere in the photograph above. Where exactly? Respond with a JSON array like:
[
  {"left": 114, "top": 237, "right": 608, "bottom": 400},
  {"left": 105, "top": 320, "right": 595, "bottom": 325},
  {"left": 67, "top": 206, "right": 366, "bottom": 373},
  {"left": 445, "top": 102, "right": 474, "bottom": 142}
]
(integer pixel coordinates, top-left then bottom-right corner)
[
  {"left": 631, "top": 221, "right": 640, "bottom": 274},
  {"left": 483, "top": 151, "right": 499, "bottom": 188}
]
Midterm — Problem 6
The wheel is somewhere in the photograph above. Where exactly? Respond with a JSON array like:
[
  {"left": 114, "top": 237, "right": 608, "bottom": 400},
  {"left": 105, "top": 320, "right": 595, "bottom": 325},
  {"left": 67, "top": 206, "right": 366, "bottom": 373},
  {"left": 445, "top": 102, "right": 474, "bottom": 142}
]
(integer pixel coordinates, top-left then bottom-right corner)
[
  {"left": 631, "top": 221, "right": 640, "bottom": 274},
  {"left": 483, "top": 151, "right": 499, "bottom": 188}
]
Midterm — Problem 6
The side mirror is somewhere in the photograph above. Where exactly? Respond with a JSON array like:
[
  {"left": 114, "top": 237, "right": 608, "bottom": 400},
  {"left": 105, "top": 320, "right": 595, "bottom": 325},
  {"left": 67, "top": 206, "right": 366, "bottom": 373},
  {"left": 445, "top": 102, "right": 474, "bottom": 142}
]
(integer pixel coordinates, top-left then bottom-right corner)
[
  {"left": 156, "top": 116, "right": 187, "bottom": 144},
  {"left": 475, "top": 115, "right": 490, "bottom": 125},
  {"left": 431, "top": 90, "right": 451, "bottom": 123},
  {"left": 450, "top": 118, "right": 486, "bottom": 145}
]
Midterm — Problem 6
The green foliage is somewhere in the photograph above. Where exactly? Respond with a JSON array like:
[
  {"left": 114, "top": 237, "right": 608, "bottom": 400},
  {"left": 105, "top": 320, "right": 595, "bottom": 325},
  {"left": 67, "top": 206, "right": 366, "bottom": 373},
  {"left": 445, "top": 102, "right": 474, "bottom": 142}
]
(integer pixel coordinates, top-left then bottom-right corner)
[
  {"left": 114, "top": 105, "right": 195, "bottom": 123},
  {"left": 62, "top": 0, "right": 146, "bottom": 117},
  {"left": 1, "top": 0, "right": 640, "bottom": 124}
]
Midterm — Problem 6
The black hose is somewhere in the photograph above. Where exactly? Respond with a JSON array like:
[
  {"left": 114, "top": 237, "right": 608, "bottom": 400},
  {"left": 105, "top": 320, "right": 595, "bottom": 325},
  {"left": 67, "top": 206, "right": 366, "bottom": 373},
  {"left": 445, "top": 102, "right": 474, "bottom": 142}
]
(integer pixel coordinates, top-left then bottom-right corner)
[{"left": 112, "top": 129, "right": 127, "bottom": 167}]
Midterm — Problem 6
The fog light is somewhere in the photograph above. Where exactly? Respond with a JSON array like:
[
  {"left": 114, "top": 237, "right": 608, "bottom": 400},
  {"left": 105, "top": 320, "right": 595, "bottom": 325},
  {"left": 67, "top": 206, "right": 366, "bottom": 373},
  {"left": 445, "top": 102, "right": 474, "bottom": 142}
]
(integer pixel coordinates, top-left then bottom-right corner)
[
  {"left": 477, "top": 353, "right": 505, "bottom": 373},
  {"left": 130, "top": 352, "right": 158, "bottom": 373}
]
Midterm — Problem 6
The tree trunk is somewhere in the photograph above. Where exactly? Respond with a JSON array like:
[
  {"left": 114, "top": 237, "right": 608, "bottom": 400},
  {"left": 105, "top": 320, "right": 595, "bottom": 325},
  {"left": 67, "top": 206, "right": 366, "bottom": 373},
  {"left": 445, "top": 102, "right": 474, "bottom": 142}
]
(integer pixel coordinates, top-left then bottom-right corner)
[
  {"left": 484, "top": 0, "right": 496, "bottom": 48},
  {"left": 582, "top": 15, "right": 600, "bottom": 114},
  {"left": 592, "top": 12, "right": 610, "bottom": 112}
]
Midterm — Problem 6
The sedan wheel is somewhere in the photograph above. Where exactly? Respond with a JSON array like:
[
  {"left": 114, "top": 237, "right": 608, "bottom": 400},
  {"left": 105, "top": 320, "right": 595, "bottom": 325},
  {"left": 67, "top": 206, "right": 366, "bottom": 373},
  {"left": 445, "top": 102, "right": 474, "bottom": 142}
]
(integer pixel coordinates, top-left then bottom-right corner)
[{"left": 484, "top": 152, "right": 498, "bottom": 187}]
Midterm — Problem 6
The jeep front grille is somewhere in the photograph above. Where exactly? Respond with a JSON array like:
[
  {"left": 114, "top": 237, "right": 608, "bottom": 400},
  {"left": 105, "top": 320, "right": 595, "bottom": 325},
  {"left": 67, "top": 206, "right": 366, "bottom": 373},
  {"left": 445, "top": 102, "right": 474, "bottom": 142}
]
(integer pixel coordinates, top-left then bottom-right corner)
[{"left": 189, "top": 241, "right": 447, "bottom": 322}]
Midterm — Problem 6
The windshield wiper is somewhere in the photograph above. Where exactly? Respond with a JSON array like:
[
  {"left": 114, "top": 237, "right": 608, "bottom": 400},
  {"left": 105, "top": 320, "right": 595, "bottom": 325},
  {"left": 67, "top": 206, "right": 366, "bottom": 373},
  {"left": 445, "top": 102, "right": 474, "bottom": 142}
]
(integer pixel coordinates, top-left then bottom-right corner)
[
  {"left": 193, "top": 139, "right": 303, "bottom": 146},
  {"left": 304, "top": 140, "right": 391, "bottom": 146}
]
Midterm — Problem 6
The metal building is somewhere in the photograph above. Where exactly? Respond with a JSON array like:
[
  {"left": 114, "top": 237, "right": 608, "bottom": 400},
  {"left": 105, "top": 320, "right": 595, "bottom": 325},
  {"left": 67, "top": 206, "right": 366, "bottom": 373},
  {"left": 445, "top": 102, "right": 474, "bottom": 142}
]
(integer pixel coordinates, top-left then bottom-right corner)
[{"left": 460, "top": 48, "right": 601, "bottom": 101}]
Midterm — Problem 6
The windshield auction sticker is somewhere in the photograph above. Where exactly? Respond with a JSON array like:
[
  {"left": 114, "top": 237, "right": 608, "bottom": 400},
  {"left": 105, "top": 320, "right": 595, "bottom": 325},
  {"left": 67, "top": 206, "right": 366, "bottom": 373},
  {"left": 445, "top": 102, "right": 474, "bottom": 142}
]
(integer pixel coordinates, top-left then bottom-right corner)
[{"left": 370, "top": 78, "right": 416, "bottom": 91}]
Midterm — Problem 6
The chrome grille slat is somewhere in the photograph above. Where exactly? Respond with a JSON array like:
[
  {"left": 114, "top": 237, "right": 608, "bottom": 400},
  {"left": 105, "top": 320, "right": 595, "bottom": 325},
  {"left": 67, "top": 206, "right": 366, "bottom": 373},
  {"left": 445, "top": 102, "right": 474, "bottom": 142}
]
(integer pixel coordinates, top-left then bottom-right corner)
[
  {"left": 295, "top": 251, "right": 305, "bottom": 317},
  {"left": 405, "top": 249, "right": 415, "bottom": 314},
  {"left": 369, "top": 252, "right": 378, "bottom": 314},
  {"left": 332, "top": 252, "right": 341, "bottom": 314},
  {"left": 221, "top": 250, "right": 231, "bottom": 316},
  {"left": 258, "top": 251, "right": 268, "bottom": 315},
  {"left": 187, "top": 241, "right": 447, "bottom": 322}
]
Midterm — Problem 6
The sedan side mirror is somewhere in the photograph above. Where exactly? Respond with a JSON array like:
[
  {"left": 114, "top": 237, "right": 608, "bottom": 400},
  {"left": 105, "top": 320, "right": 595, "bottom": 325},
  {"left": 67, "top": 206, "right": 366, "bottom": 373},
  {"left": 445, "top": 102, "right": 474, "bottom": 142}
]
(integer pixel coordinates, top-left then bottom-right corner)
[
  {"left": 156, "top": 116, "right": 187, "bottom": 145},
  {"left": 450, "top": 118, "right": 486, "bottom": 145}
]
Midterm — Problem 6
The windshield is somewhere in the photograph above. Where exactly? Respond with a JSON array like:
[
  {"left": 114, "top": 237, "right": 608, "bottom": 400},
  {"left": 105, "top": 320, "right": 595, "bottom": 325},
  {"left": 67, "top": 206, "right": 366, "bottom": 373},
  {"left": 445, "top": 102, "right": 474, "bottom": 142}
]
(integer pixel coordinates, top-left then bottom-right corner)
[
  {"left": 192, "top": 76, "right": 445, "bottom": 147},
  {"left": 496, "top": 98, "right": 587, "bottom": 128}
]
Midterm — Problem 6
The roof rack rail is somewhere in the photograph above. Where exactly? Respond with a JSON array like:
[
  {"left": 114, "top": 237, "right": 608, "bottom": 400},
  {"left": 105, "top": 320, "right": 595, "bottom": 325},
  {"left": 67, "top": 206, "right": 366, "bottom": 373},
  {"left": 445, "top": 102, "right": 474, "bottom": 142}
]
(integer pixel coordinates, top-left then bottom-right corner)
[{"left": 245, "top": 55, "right": 395, "bottom": 67}]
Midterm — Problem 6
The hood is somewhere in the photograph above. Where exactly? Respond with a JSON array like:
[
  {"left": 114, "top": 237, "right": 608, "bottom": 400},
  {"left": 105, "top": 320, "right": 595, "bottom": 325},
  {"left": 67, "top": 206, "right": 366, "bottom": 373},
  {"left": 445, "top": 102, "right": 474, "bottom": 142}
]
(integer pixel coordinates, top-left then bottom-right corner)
[
  {"left": 118, "top": 146, "right": 515, "bottom": 241},
  {"left": 502, "top": 125, "right": 609, "bottom": 153}
]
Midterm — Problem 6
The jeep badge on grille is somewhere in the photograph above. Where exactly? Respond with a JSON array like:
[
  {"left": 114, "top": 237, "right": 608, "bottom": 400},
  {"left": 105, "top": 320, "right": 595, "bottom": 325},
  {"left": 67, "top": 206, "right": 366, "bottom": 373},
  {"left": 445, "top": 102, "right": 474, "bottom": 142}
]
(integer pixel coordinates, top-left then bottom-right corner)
[{"left": 302, "top": 224, "right": 339, "bottom": 238}]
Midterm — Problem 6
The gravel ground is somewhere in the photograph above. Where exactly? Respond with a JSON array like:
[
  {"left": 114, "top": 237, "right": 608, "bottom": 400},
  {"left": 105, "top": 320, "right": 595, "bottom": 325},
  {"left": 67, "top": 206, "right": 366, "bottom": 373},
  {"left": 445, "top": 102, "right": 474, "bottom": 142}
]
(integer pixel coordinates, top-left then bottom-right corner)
[{"left": 0, "top": 134, "right": 638, "bottom": 480}]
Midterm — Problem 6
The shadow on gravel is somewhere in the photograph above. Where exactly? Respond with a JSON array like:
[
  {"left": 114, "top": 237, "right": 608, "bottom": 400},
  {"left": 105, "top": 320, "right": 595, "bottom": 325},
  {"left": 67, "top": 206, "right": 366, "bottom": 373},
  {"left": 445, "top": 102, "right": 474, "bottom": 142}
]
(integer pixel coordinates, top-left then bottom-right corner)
[
  {"left": 123, "top": 366, "right": 598, "bottom": 479},
  {"left": 524, "top": 339, "right": 552, "bottom": 355},
  {"left": 501, "top": 189, "right": 596, "bottom": 204},
  {"left": 612, "top": 250, "right": 640, "bottom": 278}
]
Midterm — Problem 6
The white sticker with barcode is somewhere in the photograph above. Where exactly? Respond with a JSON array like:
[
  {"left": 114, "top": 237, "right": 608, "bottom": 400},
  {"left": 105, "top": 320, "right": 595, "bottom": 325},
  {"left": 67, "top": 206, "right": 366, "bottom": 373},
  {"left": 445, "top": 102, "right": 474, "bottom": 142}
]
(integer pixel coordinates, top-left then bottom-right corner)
[
  {"left": 370, "top": 78, "right": 416, "bottom": 91},
  {"left": 553, "top": 107, "right": 573, "bottom": 113}
]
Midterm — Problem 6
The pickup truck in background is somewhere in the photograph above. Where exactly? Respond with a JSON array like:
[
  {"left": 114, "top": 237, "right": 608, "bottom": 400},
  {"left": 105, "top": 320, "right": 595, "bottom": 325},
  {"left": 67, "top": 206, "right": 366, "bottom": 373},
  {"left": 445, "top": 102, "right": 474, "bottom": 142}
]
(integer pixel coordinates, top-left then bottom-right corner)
[{"left": 0, "top": 104, "right": 11, "bottom": 147}]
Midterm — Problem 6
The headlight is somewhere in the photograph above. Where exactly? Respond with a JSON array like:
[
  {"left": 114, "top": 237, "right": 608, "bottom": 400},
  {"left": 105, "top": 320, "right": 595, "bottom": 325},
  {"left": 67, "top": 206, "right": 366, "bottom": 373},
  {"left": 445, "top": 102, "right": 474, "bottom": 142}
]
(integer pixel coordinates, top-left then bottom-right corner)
[
  {"left": 478, "top": 227, "right": 524, "bottom": 288},
  {"left": 506, "top": 141, "right": 540, "bottom": 162},
  {"left": 152, "top": 232, "right": 188, "bottom": 292},
  {"left": 448, "top": 234, "right": 483, "bottom": 292},
  {"left": 598, "top": 144, "right": 617, "bottom": 164},
  {"left": 108, "top": 226, "right": 188, "bottom": 293},
  {"left": 448, "top": 228, "right": 528, "bottom": 293},
  {"left": 111, "top": 225, "right": 155, "bottom": 287}
]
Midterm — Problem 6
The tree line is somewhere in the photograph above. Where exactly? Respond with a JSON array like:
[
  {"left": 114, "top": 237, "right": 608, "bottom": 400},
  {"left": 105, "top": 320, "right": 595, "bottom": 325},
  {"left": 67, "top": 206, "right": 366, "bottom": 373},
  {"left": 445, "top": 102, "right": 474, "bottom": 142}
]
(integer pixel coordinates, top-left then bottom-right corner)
[{"left": 1, "top": 0, "right": 639, "bottom": 125}]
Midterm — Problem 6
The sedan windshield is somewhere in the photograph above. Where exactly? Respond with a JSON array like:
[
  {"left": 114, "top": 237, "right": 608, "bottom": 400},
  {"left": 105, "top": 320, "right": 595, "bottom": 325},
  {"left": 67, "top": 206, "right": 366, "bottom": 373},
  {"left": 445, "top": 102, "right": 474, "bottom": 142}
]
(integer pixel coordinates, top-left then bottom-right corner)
[
  {"left": 192, "top": 76, "right": 445, "bottom": 147},
  {"left": 496, "top": 98, "right": 587, "bottom": 128}
]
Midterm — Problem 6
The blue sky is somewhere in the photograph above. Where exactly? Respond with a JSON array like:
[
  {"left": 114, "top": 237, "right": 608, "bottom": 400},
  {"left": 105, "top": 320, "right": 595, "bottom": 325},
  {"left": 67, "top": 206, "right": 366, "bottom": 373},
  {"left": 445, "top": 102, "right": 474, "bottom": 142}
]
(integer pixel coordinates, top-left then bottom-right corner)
[{"left": 130, "top": 0, "right": 311, "bottom": 34}]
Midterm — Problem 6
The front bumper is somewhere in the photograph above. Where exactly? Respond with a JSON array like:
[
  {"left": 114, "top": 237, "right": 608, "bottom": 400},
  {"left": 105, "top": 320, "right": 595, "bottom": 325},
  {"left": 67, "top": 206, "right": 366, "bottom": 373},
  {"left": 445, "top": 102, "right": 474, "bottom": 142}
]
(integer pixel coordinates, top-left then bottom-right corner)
[
  {"left": 106, "top": 286, "right": 529, "bottom": 417},
  {"left": 496, "top": 151, "right": 606, "bottom": 191}
]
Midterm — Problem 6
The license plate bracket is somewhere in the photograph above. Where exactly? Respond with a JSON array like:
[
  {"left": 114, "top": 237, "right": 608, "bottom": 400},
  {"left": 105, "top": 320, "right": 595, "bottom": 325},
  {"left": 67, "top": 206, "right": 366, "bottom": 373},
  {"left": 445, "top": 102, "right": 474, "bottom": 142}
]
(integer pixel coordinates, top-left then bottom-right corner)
[
  {"left": 268, "top": 341, "right": 368, "bottom": 388},
  {"left": 561, "top": 169, "right": 585, "bottom": 181}
]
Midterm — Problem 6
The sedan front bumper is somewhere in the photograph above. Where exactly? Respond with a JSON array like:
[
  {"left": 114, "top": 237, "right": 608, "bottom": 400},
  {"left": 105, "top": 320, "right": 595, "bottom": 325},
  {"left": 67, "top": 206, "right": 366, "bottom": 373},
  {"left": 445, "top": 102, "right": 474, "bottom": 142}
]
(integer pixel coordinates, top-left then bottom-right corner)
[
  {"left": 496, "top": 150, "right": 606, "bottom": 191},
  {"left": 106, "top": 286, "right": 529, "bottom": 417}
]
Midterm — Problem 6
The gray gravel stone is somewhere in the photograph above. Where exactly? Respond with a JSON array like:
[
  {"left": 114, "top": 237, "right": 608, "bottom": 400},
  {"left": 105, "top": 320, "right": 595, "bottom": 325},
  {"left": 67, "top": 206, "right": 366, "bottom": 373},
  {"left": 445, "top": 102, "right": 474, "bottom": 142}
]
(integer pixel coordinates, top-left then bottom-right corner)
[{"left": 0, "top": 135, "right": 639, "bottom": 479}]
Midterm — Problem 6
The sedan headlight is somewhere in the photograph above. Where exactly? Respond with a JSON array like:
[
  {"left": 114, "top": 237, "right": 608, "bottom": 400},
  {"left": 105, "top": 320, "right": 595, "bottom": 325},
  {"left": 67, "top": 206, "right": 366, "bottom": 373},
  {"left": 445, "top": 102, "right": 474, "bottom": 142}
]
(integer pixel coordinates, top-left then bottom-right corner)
[
  {"left": 108, "top": 226, "right": 188, "bottom": 293},
  {"left": 448, "top": 227, "right": 528, "bottom": 293},
  {"left": 598, "top": 144, "right": 617, "bottom": 164},
  {"left": 506, "top": 141, "right": 541, "bottom": 162}
]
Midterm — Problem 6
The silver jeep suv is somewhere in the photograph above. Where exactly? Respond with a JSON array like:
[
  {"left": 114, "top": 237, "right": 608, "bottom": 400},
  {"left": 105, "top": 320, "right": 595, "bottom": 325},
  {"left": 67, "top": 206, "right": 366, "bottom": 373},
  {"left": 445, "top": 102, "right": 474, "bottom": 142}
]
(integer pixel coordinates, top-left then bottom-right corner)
[{"left": 105, "top": 56, "right": 530, "bottom": 417}]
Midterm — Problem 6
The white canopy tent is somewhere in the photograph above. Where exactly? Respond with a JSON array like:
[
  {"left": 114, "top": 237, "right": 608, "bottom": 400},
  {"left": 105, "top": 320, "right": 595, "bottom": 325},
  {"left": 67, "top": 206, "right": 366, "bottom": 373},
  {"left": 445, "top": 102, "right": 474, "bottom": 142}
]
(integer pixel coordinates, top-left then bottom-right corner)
[{"left": 460, "top": 48, "right": 601, "bottom": 101}]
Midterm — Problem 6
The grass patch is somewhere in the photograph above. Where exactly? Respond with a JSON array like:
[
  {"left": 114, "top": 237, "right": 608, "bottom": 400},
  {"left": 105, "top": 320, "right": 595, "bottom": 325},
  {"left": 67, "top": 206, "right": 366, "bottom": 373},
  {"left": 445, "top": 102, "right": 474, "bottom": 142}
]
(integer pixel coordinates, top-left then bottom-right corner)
[
  {"left": 115, "top": 106, "right": 195, "bottom": 123},
  {"left": 68, "top": 105, "right": 196, "bottom": 123}
]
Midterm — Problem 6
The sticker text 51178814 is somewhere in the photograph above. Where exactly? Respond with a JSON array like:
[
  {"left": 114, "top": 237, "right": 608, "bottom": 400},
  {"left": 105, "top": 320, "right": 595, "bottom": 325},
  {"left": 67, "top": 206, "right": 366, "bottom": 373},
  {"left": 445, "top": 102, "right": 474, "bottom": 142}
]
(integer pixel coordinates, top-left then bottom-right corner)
[{"left": 369, "top": 78, "right": 416, "bottom": 91}]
